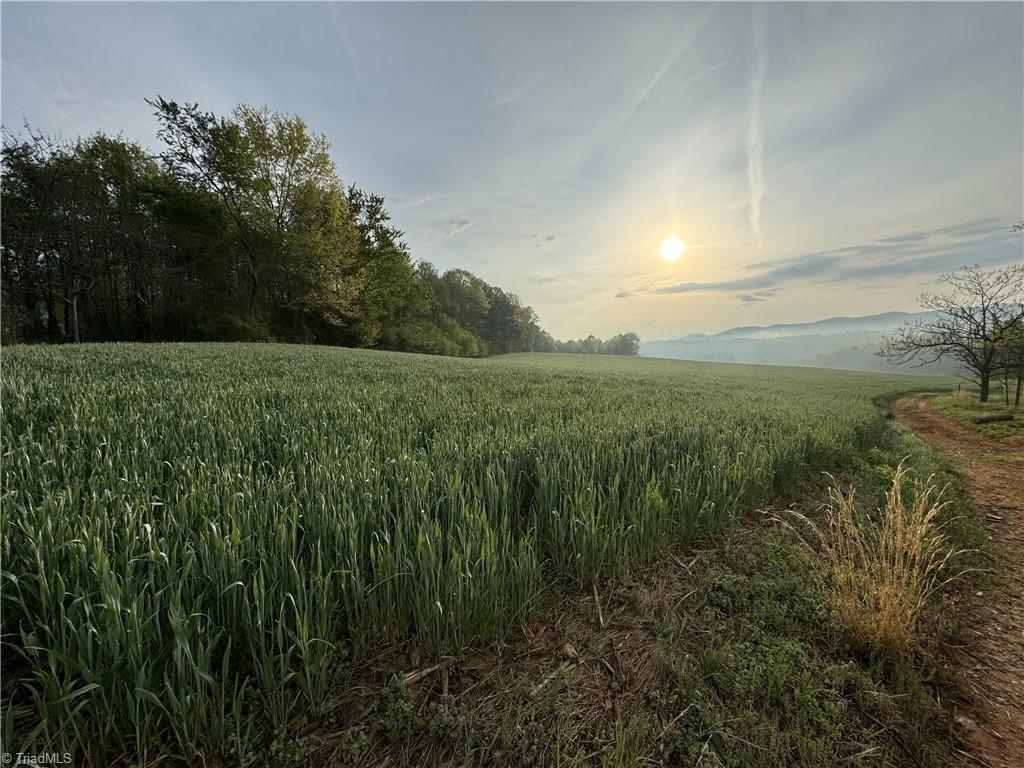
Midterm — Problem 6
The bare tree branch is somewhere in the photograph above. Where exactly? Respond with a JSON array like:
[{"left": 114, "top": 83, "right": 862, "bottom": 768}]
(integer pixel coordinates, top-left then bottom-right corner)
[{"left": 879, "top": 264, "right": 1024, "bottom": 402}]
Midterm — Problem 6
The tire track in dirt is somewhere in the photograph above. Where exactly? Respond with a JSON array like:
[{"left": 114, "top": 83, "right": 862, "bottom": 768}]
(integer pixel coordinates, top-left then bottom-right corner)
[{"left": 894, "top": 397, "right": 1024, "bottom": 768}]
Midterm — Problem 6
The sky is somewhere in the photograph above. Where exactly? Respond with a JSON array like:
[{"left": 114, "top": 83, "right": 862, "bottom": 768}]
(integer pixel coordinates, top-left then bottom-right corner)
[{"left": 2, "top": 1, "right": 1022, "bottom": 340}]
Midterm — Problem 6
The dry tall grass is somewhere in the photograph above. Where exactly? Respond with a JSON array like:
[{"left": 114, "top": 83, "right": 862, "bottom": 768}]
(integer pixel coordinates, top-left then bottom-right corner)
[{"left": 791, "top": 463, "right": 969, "bottom": 656}]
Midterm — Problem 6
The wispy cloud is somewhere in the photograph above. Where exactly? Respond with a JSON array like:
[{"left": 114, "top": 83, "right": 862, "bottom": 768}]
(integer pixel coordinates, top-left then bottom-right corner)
[
  {"left": 329, "top": 4, "right": 370, "bottom": 100},
  {"left": 394, "top": 192, "right": 443, "bottom": 209},
  {"left": 746, "top": 5, "right": 768, "bottom": 251},
  {"left": 633, "top": 218, "right": 1019, "bottom": 296},
  {"left": 528, "top": 275, "right": 572, "bottom": 286},
  {"left": 528, "top": 263, "right": 618, "bottom": 289},
  {"left": 601, "top": 3, "right": 718, "bottom": 142},
  {"left": 693, "top": 61, "right": 727, "bottom": 82},
  {"left": 444, "top": 218, "right": 473, "bottom": 237},
  {"left": 736, "top": 290, "right": 777, "bottom": 303},
  {"left": 527, "top": 233, "right": 560, "bottom": 248},
  {"left": 485, "top": 70, "right": 545, "bottom": 110}
]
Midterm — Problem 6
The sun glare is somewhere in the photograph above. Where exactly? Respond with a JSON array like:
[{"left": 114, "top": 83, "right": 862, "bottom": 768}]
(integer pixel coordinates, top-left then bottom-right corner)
[{"left": 659, "top": 235, "right": 686, "bottom": 263}]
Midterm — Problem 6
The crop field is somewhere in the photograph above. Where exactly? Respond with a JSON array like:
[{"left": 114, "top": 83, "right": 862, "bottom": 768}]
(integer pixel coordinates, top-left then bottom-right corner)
[{"left": 1, "top": 343, "right": 951, "bottom": 761}]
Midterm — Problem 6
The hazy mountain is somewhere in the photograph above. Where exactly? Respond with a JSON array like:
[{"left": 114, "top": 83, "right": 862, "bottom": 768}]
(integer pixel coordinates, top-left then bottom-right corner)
[
  {"left": 640, "top": 311, "right": 957, "bottom": 374},
  {"left": 664, "top": 311, "right": 934, "bottom": 341}
]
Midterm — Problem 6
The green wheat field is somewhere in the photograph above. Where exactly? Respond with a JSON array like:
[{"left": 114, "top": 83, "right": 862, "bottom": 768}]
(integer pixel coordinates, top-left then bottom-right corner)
[{"left": 1, "top": 344, "right": 950, "bottom": 759}]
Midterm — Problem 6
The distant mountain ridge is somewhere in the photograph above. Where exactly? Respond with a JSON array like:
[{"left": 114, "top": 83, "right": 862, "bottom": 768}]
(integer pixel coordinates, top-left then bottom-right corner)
[
  {"left": 641, "top": 310, "right": 955, "bottom": 374},
  {"left": 658, "top": 311, "right": 935, "bottom": 342}
]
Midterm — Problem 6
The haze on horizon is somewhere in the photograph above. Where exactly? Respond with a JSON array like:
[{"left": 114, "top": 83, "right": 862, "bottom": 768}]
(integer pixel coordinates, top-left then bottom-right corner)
[{"left": 2, "top": 1, "right": 1022, "bottom": 341}]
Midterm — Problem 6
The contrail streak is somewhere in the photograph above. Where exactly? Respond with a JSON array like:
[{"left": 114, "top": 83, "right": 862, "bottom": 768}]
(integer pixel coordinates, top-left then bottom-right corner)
[
  {"left": 604, "top": 3, "right": 718, "bottom": 141},
  {"left": 747, "top": 6, "right": 768, "bottom": 251}
]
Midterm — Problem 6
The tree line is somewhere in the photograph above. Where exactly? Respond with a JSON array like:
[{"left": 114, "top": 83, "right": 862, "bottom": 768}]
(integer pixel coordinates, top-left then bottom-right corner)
[
  {"left": 1, "top": 98, "right": 638, "bottom": 357},
  {"left": 533, "top": 332, "right": 641, "bottom": 356}
]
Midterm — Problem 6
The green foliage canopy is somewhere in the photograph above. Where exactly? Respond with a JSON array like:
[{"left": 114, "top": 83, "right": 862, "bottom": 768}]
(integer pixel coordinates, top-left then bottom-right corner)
[{"left": 1, "top": 99, "right": 634, "bottom": 355}]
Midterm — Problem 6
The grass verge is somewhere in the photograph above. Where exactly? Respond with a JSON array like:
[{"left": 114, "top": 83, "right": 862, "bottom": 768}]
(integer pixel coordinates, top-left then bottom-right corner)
[{"left": 929, "top": 391, "right": 1023, "bottom": 441}]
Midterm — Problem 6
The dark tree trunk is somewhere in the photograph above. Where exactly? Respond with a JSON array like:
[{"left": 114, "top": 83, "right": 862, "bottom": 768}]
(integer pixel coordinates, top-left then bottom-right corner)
[
  {"left": 45, "top": 255, "right": 59, "bottom": 338},
  {"left": 24, "top": 290, "right": 41, "bottom": 340},
  {"left": 71, "top": 294, "right": 80, "bottom": 343},
  {"left": 248, "top": 255, "right": 259, "bottom": 315},
  {"left": 1017, "top": 349, "right": 1024, "bottom": 408},
  {"left": 112, "top": 267, "right": 122, "bottom": 335},
  {"left": 979, "top": 373, "right": 991, "bottom": 403}
]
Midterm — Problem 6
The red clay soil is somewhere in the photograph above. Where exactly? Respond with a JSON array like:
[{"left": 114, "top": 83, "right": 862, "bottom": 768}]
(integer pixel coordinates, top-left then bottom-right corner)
[{"left": 894, "top": 397, "right": 1024, "bottom": 768}]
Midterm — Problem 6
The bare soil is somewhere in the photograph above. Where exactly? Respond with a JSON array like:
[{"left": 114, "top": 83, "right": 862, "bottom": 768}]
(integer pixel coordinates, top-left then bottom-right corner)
[{"left": 895, "top": 397, "right": 1024, "bottom": 768}]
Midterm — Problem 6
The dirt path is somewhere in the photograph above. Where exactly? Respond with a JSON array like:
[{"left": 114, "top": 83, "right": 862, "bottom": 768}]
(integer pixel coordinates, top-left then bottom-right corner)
[{"left": 894, "top": 397, "right": 1024, "bottom": 768}]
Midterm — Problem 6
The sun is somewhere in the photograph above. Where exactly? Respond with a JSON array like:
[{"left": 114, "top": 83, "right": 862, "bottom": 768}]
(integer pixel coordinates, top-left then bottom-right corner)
[{"left": 659, "top": 235, "right": 686, "bottom": 263}]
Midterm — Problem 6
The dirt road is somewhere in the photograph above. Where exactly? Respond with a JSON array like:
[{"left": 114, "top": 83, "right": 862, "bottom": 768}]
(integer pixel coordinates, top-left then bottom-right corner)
[{"left": 894, "top": 397, "right": 1024, "bottom": 768}]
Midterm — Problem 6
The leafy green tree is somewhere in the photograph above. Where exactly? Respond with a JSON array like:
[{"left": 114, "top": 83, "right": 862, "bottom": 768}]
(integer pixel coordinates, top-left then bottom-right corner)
[
  {"left": 2, "top": 130, "right": 174, "bottom": 342},
  {"left": 547, "top": 333, "right": 640, "bottom": 356},
  {"left": 2, "top": 129, "right": 65, "bottom": 340},
  {"left": 2, "top": 100, "right": 555, "bottom": 356},
  {"left": 150, "top": 98, "right": 363, "bottom": 336},
  {"left": 532, "top": 330, "right": 558, "bottom": 353},
  {"left": 434, "top": 269, "right": 491, "bottom": 338},
  {"left": 604, "top": 332, "right": 641, "bottom": 356},
  {"left": 484, "top": 287, "right": 538, "bottom": 354},
  {"left": 344, "top": 186, "right": 420, "bottom": 347}
]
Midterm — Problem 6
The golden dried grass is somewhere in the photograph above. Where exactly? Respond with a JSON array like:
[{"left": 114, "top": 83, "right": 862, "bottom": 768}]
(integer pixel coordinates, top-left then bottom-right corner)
[{"left": 790, "top": 462, "right": 970, "bottom": 656}]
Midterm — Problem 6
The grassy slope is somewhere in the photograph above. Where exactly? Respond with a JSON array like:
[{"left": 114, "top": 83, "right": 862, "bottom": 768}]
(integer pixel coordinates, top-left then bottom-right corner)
[
  {"left": 2, "top": 345, "right": 981, "bottom": 766},
  {"left": 928, "top": 391, "right": 1023, "bottom": 441}
]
